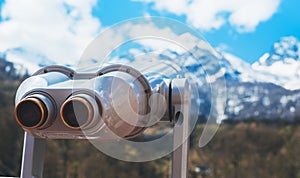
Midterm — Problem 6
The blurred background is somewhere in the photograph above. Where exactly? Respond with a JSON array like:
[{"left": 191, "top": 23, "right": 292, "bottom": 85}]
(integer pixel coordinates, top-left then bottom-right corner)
[{"left": 0, "top": 0, "right": 300, "bottom": 177}]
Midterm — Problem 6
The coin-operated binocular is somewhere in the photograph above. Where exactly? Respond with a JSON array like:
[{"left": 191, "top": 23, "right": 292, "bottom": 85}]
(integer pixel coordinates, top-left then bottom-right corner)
[{"left": 14, "top": 60, "right": 194, "bottom": 178}]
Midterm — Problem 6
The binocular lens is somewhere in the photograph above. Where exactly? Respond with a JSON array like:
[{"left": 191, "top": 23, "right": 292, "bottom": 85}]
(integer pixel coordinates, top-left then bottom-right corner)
[
  {"left": 15, "top": 98, "right": 47, "bottom": 128},
  {"left": 61, "top": 97, "right": 92, "bottom": 129}
]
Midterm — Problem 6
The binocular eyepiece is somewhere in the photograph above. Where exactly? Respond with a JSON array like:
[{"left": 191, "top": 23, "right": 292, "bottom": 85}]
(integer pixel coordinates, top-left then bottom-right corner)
[
  {"left": 60, "top": 94, "right": 96, "bottom": 129},
  {"left": 15, "top": 94, "right": 55, "bottom": 129}
]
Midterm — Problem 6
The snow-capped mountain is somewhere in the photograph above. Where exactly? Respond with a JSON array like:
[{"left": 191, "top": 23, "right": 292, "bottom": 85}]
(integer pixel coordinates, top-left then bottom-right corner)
[
  {"left": 202, "top": 36, "right": 300, "bottom": 91},
  {"left": 216, "top": 36, "right": 300, "bottom": 90},
  {"left": 0, "top": 52, "right": 29, "bottom": 80},
  {"left": 4, "top": 48, "right": 57, "bottom": 74},
  {"left": 256, "top": 36, "right": 300, "bottom": 66},
  {"left": 215, "top": 36, "right": 300, "bottom": 120},
  {"left": 124, "top": 36, "right": 300, "bottom": 120},
  {"left": 252, "top": 36, "right": 300, "bottom": 90},
  {"left": 1, "top": 36, "right": 300, "bottom": 121},
  {"left": 1, "top": 47, "right": 69, "bottom": 75},
  {"left": 159, "top": 36, "right": 300, "bottom": 120}
]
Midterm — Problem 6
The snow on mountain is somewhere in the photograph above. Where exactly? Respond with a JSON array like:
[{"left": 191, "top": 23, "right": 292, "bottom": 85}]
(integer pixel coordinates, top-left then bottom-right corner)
[
  {"left": 252, "top": 36, "right": 300, "bottom": 90},
  {"left": 4, "top": 36, "right": 299, "bottom": 90},
  {"left": 5, "top": 47, "right": 58, "bottom": 74},
  {"left": 253, "top": 59, "right": 300, "bottom": 90},
  {"left": 0, "top": 52, "right": 29, "bottom": 79},
  {"left": 221, "top": 51, "right": 296, "bottom": 89},
  {"left": 215, "top": 36, "right": 300, "bottom": 90},
  {"left": 256, "top": 36, "right": 300, "bottom": 66},
  {"left": 1, "top": 47, "right": 73, "bottom": 75},
  {"left": 221, "top": 52, "right": 257, "bottom": 82},
  {"left": 2, "top": 35, "right": 300, "bottom": 121},
  {"left": 5, "top": 51, "right": 40, "bottom": 75},
  {"left": 119, "top": 38, "right": 300, "bottom": 120},
  {"left": 170, "top": 36, "right": 300, "bottom": 120}
]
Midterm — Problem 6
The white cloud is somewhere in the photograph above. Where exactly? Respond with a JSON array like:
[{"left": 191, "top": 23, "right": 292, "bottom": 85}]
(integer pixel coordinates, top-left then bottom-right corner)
[
  {"left": 79, "top": 19, "right": 204, "bottom": 65},
  {"left": 0, "top": 0, "right": 100, "bottom": 65},
  {"left": 78, "top": 19, "right": 217, "bottom": 71},
  {"left": 126, "top": 22, "right": 200, "bottom": 53},
  {"left": 135, "top": 0, "right": 281, "bottom": 32}
]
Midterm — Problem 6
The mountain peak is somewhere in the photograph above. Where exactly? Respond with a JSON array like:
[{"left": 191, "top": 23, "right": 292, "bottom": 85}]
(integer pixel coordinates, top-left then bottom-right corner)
[
  {"left": 258, "top": 36, "right": 300, "bottom": 66},
  {"left": 0, "top": 51, "right": 29, "bottom": 80}
]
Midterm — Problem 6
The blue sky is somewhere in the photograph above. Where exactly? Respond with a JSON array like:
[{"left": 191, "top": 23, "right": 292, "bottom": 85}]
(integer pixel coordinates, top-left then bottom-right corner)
[
  {"left": 93, "top": 0, "right": 300, "bottom": 63},
  {"left": 0, "top": 0, "right": 299, "bottom": 64}
]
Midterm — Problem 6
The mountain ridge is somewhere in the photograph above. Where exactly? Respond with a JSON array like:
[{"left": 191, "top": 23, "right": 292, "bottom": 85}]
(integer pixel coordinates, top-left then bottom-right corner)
[{"left": 1, "top": 36, "right": 300, "bottom": 121}]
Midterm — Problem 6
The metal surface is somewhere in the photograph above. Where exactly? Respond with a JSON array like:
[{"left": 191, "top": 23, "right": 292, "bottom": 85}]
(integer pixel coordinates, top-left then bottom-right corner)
[
  {"left": 170, "top": 79, "right": 190, "bottom": 178},
  {"left": 20, "top": 132, "right": 46, "bottom": 178}
]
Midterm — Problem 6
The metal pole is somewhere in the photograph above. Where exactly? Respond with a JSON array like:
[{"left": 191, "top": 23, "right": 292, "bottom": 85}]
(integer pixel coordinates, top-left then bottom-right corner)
[
  {"left": 20, "top": 132, "right": 46, "bottom": 178},
  {"left": 171, "top": 79, "right": 190, "bottom": 178},
  {"left": 171, "top": 119, "right": 190, "bottom": 178}
]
